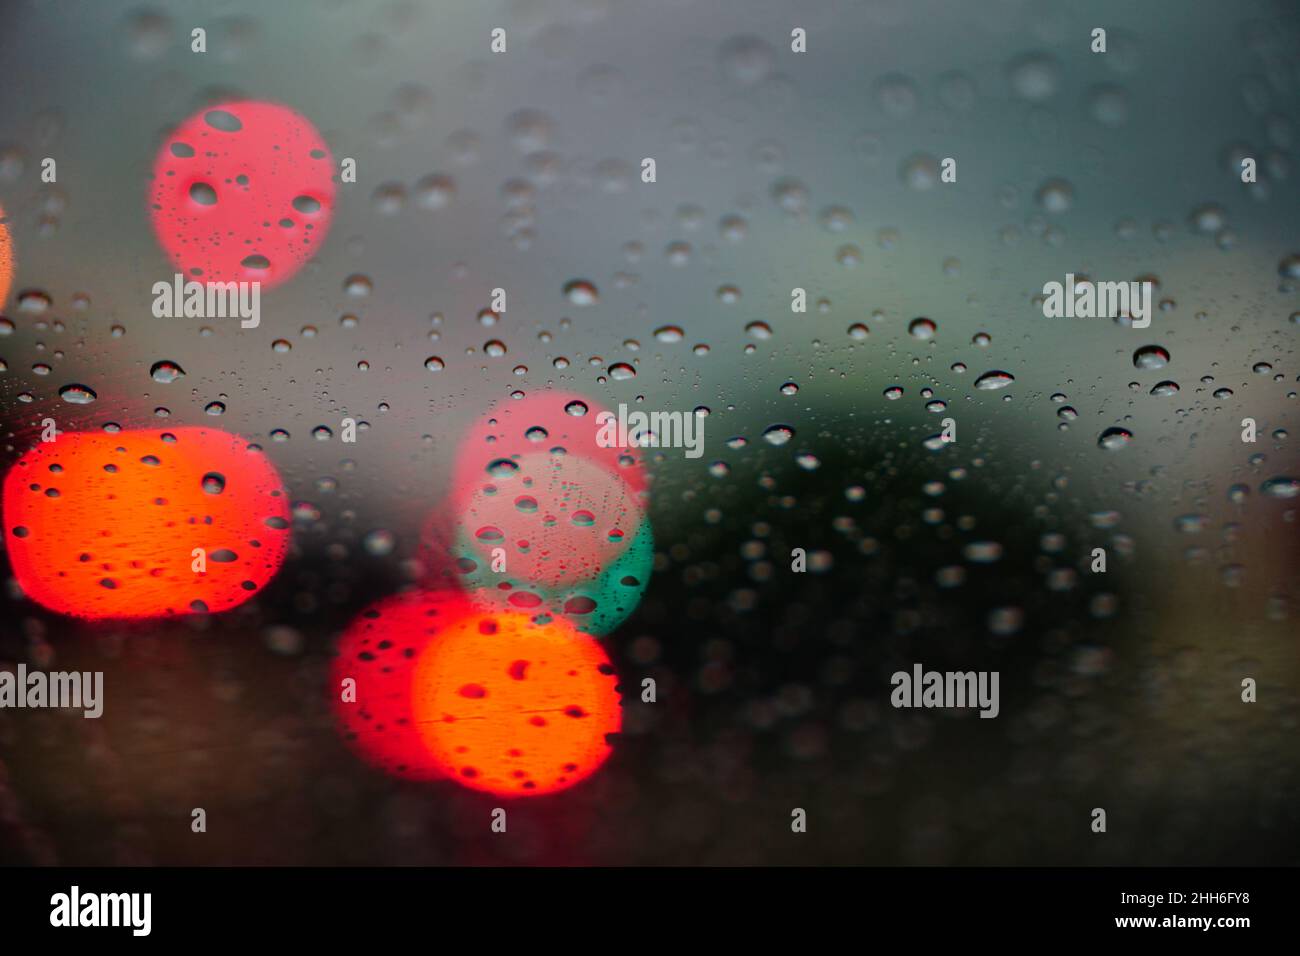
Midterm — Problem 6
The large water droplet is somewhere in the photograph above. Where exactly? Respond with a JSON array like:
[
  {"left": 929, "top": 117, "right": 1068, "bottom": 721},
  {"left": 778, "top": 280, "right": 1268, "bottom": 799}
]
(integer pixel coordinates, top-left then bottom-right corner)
[
  {"left": 1098, "top": 427, "right": 1133, "bottom": 450},
  {"left": 189, "top": 182, "right": 217, "bottom": 206},
  {"left": 908, "top": 317, "right": 937, "bottom": 340},
  {"left": 1133, "top": 345, "right": 1170, "bottom": 370},
  {"left": 204, "top": 109, "right": 242, "bottom": 132},
  {"left": 1261, "top": 476, "right": 1299, "bottom": 499},
  {"left": 974, "top": 370, "right": 1015, "bottom": 390},
  {"left": 59, "top": 383, "right": 96, "bottom": 404},
  {"left": 150, "top": 360, "right": 185, "bottom": 383},
  {"left": 563, "top": 279, "right": 599, "bottom": 306},
  {"left": 762, "top": 424, "right": 795, "bottom": 446}
]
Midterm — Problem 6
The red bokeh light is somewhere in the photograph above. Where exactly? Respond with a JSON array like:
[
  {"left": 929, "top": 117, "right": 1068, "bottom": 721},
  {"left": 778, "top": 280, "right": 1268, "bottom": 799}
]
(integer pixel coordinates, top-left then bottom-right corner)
[
  {"left": 330, "top": 589, "right": 460, "bottom": 781},
  {"left": 148, "top": 100, "right": 335, "bottom": 288}
]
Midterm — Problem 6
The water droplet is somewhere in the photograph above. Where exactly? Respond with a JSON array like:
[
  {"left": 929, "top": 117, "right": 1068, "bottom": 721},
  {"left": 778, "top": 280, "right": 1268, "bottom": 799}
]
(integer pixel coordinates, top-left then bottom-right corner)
[
  {"left": 1189, "top": 203, "right": 1227, "bottom": 234},
  {"left": 771, "top": 177, "right": 808, "bottom": 215},
  {"left": 964, "top": 541, "right": 1004, "bottom": 563},
  {"left": 900, "top": 153, "right": 940, "bottom": 191},
  {"left": 719, "top": 214, "right": 748, "bottom": 241},
  {"left": 363, "top": 529, "right": 396, "bottom": 556},
  {"left": 974, "top": 370, "right": 1015, "bottom": 390},
  {"left": 762, "top": 424, "right": 795, "bottom": 446},
  {"left": 58, "top": 383, "right": 96, "bottom": 404},
  {"left": 563, "top": 279, "right": 599, "bottom": 306},
  {"left": 204, "top": 109, "right": 242, "bottom": 132},
  {"left": 189, "top": 182, "right": 217, "bottom": 205},
  {"left": 1007, "top": 52, "right": 1059, "bottom": 102},
  {"left": 908, "top": 317, "right": 937, "bottom": 340},
  {"left": 371, "top": 182, "right": 406, "bottom": 215},
  {"left": 1098, "top": 427, "right": 1133, "bottom": 450},
  {"left": 1261, "top": 476, "right": 1299, "bottom": 499},
  {"left": 415, "top": 173, "right": 456, "bottom": 210},
  {"left": 18, "top": 290, "right": 52, "bottom": 313},
  {"left": 1133, "top": 345, "right": 1170, "bottom": 370},
  {"left": 1035, "top": 178, "right": 1074, "bottom": 214},
  {"left": 820, "top": 206, "right": 854, "bottom": 232}
]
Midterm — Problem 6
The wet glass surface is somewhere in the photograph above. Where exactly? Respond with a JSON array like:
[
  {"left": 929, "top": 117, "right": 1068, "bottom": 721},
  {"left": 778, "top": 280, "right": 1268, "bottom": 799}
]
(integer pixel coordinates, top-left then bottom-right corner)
[{"left": 0, "top": 0, "right": 1296, "bottom": 865}]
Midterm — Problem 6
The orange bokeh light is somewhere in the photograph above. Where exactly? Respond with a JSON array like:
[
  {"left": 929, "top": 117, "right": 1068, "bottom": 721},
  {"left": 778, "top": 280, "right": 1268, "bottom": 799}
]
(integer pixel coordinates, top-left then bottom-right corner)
[
  {"left": 411, "top": 605, "right": 621, "bottom": 797},
  {"left": 0, "top": 201, "right": 12, "bottom": 307},
  {"left": 2, "top": 427, "right": 290, "bottom": 618}
]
